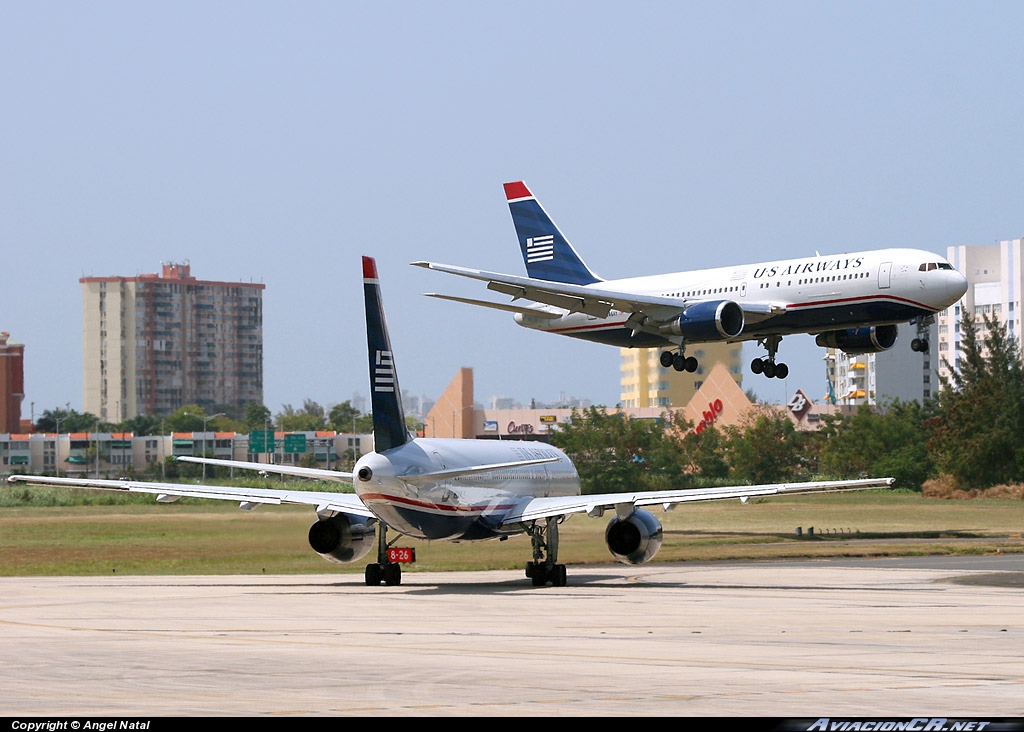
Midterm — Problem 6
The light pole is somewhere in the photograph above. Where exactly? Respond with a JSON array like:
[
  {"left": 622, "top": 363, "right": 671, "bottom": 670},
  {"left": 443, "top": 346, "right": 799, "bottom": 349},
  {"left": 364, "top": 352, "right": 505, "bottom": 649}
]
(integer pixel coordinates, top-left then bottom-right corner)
[
  {"left": 160, "top": 417, "right": 166, "bottom": 479},
  {"left": 184, "top": 411, "right": 225, "bottom": 480},
  {"left": 53, "top": 414, "right": 65, "bottom": 477}
]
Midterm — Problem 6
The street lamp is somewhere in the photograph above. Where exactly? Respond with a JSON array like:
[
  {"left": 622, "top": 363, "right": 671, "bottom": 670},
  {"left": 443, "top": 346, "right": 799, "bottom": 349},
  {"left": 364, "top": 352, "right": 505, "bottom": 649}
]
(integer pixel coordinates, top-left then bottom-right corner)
[
  {"left": 184, "top": 411, "right": 225, "bottom": 480},
  {"left": 160, "top": 417, "right": 166, "bottom": 479},
  {"left": 53, "top": 414, "right": 65, "bottom": 478}
]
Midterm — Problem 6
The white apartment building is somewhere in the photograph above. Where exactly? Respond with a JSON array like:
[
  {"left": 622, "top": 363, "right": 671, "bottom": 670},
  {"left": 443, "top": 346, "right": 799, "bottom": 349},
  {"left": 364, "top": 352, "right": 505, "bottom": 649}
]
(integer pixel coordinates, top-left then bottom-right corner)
[
  {"left": 938, "top": 238, "right": 1023, "bottom": 383},
  {"left": 826, "top": 319, "right": 938, "bottom": 406}
]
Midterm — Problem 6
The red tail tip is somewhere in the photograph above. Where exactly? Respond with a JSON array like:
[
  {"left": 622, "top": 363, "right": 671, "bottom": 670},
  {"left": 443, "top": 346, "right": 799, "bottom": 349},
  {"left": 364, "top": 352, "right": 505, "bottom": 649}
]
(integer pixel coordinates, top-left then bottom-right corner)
[
  {"left": 362, "top": 256, "right": 378, "bottom": 279},
  {"left": 503, "top": 181, "right": 531, "bottom": 200}
]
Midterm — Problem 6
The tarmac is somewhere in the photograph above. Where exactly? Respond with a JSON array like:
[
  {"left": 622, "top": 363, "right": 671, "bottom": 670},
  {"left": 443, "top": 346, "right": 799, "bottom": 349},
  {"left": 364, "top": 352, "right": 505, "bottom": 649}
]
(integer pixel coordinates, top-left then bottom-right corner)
[{"left": 1, "top": 555, "right": 1022, "bottom": 718}]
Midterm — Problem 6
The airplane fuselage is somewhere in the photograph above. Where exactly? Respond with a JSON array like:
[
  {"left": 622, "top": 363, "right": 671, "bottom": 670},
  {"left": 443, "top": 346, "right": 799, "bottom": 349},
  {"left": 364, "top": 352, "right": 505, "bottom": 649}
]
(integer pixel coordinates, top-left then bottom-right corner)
[
  {"left": 353, "top": 438, "right": 580, "bottom": 541},
  {"left": 514, "top": 247, "right": 968, "bottom": 348}
]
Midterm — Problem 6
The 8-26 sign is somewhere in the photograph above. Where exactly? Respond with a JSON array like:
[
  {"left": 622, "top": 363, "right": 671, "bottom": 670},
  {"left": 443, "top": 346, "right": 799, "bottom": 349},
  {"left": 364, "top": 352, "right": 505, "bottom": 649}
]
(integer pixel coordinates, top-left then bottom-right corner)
[{"left": 387, "top": 547, "right": 416, "bottom": 563}]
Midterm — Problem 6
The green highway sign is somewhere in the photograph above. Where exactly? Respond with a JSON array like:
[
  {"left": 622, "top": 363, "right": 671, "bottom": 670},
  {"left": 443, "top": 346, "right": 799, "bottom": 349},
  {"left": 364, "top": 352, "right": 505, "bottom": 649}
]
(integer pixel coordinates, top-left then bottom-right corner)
[
  {"left": 284, "top": 433, "right": 307, "bottom": 453},
  {"left": 248, "top": 429, "right": 275, "bottom": 454}
]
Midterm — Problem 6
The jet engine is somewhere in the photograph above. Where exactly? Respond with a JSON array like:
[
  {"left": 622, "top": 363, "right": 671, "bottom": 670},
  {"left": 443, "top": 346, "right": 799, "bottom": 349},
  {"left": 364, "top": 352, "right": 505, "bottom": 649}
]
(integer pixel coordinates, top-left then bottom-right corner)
[
  {"left": 604, "top": 509, "right": 664, "bottom": 565},
  {"left": 308, "top": 514, "right": 376, "bottom": 564},
  {"left": 814, "top": 324, "right": 898, "bottom": 355},
  {"left": 660, "top": 300, "right": 744, "bottom": 341}
]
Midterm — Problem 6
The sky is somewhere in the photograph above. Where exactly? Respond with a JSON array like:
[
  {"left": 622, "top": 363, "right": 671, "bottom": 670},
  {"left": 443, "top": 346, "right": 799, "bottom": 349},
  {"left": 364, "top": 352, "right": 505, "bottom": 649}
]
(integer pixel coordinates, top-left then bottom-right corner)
[{"left": 3, "top": 1, "right": 1024, "bottom": 420}]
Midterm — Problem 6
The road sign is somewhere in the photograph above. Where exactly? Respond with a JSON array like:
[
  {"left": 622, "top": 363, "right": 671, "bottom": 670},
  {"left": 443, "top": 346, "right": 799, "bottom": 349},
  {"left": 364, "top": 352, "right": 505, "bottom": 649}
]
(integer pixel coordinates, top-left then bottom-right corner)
[
  {"left": 248, "top": 429, "right": 275, "bottom": 454},
  {"left": 284, "top": 433, "right": 307, "bottom": 453}
]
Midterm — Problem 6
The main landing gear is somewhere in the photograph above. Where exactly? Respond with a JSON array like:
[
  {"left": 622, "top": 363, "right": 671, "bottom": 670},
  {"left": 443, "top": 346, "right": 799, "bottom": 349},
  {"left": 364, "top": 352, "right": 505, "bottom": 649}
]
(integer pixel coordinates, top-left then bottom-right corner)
[
  {"left": 525, "top": 516, "right": 567, "bottom": 587},
  {"left": 365, "top": 522, "right": 402, "bottom": 586},
  {"left": 751, "top": 335, "right": 789, "bottom": 379},
  {"left": 659, "top": 349, "right": 698, "bottom": 373}
]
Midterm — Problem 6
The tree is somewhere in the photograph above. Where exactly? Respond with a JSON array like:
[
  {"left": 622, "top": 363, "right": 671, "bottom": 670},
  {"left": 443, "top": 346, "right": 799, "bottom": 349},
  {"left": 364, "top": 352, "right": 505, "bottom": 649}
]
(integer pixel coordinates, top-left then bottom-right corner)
[
  {"left": 723, "top": 408, "right": 809, "bottom": 484},
  {"left": 328, "top": 401, "right": 361, "bottom": 433},
  {"left": 122, "top": 414, "right": 163, "bottom": 436},
  {"left": 930, "top": 312, "right": 1024, "bottom": 489},
  {"left": 276, "top": 400, "right": 327, "bottom": 432},
  {"left": 35, "top": 407, "right": 98, "bottom": 433},
  {"left": 818, "top": 400, "right": 934, "bottom": 490},
  {"left": 549, "top": 407, "right": 693, "bottom": 494},
  {"left": 243, "top": 402, "right": 272, "bottom": 431}
]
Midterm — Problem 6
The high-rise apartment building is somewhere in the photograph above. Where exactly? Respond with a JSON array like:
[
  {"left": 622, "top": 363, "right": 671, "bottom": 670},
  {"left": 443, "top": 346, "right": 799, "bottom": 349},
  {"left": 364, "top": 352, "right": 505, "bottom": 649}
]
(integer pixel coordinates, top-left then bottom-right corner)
[
  {"left": 0, "top": 332, "right": 25, "bottom": 433},
  {"left": 81, "top": 262, "right": 265, "bottom": 420},
  {"left": 620, "top": 343, "right": 742, "bottom": 409},
  {"left": 939, "top": 238, "right": 1023, "bottom": 383}
]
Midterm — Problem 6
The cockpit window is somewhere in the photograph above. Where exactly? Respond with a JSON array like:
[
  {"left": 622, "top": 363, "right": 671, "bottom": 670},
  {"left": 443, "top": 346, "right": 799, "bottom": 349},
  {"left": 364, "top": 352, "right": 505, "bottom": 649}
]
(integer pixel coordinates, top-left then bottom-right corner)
[
  {"left": 938, "top": 262, "right": 954, "bottom": 270},
  {"left": 920, "top": 262, "right": 955, "bottom": 272}
]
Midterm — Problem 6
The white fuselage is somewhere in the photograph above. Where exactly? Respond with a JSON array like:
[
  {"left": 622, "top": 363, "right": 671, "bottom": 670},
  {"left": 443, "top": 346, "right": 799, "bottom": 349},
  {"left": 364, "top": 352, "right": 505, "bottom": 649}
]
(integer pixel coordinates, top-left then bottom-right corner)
[
  {"left": 352, "top": 438, "right": 580, "bottom": 541},
  {"left": 514, "top": 247, "right": 968, "bottom": 348}
]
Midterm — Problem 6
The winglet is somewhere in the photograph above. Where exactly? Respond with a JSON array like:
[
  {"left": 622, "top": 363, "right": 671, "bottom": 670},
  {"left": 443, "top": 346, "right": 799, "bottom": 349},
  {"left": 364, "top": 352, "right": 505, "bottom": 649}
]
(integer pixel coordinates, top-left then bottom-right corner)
[{"left": 363, "top": 256, "right": 410, "bottom": 452}]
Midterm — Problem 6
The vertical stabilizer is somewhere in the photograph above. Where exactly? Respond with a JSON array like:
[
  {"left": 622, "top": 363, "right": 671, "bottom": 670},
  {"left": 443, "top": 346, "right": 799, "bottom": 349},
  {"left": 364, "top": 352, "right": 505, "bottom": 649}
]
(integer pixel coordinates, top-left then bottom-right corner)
[
  {"left": 362, "top": 256, "right": 410, "bottom": 452},
  {"left": 504, "top": 181, "right": 603, "bottom": 285}
]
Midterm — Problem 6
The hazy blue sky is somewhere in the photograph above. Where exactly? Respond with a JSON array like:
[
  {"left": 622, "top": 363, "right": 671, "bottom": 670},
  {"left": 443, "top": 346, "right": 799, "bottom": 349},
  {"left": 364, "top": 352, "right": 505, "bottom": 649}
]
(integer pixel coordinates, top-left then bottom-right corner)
[{"left": 3, "top": 1, "right": 1023, "bottom": 418}]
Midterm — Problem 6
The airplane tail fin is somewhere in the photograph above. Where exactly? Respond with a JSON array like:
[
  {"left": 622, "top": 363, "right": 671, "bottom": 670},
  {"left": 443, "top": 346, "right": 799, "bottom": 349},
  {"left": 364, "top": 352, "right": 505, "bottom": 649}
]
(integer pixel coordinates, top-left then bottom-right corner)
[
  {"left": 363, "top": 256, "right": 410, "bottom": 452},
  {"left": 503, "top": 181, "right": 603, "bottom": 285}
]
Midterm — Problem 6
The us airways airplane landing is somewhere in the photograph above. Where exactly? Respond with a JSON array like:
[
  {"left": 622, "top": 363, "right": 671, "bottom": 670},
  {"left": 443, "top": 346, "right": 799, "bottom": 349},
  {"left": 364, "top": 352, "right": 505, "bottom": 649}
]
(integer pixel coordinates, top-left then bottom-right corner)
[
  {"left": 9, "top": 257, "right": 893, "bottom": 587},
  {"left": 414, "top": 181, "right": 969, "bottom": 378}
]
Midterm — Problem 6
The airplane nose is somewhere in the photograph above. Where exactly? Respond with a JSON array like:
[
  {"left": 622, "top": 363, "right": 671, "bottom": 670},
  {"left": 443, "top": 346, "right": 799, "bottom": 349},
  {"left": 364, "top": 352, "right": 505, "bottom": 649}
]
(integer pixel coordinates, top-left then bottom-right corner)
[{"left": 948, "top": 271, "right": 968, "bottom": 301}]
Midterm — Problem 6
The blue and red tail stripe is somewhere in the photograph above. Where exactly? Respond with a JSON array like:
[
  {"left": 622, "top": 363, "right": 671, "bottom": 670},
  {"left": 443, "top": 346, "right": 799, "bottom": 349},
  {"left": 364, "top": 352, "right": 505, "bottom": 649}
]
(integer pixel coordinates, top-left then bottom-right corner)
[{"left": 504, "top": 181, "right": 603, "bottom": 286}]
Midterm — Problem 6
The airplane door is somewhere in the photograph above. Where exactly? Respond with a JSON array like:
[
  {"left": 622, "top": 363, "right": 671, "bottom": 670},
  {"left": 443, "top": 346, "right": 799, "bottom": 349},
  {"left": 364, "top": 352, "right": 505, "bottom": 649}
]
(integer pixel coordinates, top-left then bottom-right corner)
[{"left": 878, "top": 262, "right": 892, "bottom": 289}]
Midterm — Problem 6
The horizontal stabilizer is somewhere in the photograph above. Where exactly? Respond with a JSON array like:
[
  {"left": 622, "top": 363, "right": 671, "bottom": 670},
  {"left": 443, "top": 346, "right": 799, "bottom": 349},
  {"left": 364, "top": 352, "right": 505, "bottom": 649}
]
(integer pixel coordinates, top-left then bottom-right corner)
[
  {"left": 176, "top": 456, "right": 353, "bottom": 483},
  {"left": 397, "top": 456, "right": 564, "bottom": 486},
  {"left": 423, "top": 293, "right": 561, "bottom": 318}
]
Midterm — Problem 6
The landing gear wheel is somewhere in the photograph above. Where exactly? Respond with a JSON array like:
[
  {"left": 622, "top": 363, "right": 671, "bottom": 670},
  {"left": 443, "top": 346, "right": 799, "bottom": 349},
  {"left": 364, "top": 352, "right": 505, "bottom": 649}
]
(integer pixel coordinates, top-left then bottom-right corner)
[
  {"left": 672, "top": 354, "right": 687, "bottom": 372},
  {"left": 660, "top": 351, "right": 674, "bottom": 368},
  {"left": 383, "top": 562, "right": 402, "bottom": 586},
  {"left": 528, "top": 517, "right": 564, "bottom": 588},
  {"left": 750, "top": 358, "right": 764, "bottom": 375},
  {"left": 365, "top": 563, "right": 383, "bottom": 586},
  {"left": 684, "top": 356, "right": 698, "bottom": 373},
  {"left": 775, "top": 363, "right": 789, "bottom": 379},
  {"left": 762, "top": 361, "right": 777, "bottom": 378},
  {"left": 526, "top": 562, "right": 567, "bottom": 587}
]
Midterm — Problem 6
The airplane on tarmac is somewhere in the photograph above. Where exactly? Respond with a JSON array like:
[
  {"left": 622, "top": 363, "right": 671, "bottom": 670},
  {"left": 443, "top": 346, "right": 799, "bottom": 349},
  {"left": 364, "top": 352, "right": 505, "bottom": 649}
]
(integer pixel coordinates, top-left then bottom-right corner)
[
  {"left": 413, "top": 181, "right": 969, "bottom": 378},
  {"left": 8, "top": 257, "right": 894, "bottom": 587}
]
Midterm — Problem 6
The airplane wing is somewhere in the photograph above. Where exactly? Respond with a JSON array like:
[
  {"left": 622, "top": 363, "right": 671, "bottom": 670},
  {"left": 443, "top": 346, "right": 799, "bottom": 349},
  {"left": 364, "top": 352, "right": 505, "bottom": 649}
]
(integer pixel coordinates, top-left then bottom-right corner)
[
  {"left": 501, "top": 477, "right": 895, "bottom": 525},
  {"left": 6, "top": 474, "right": 375, "bottom": 518},
  {"left": 412, "top": 261, "right": 786, "bottom": 330}
]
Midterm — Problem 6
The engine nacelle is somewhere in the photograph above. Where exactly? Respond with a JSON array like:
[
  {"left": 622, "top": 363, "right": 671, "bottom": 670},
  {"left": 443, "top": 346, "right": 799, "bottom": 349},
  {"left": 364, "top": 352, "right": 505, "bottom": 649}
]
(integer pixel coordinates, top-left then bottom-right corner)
[
  {"left": 604, "top": 508, "right": 664, "bottom": 565},
  {"left": 660, "top": 300, "right": 744, "bottom": 341},
  {"left": 814, "top": 324, "right": 898, "bottom": 355},
  {"left": 308, "top": 514, "right": 376, "bottom": 564}
]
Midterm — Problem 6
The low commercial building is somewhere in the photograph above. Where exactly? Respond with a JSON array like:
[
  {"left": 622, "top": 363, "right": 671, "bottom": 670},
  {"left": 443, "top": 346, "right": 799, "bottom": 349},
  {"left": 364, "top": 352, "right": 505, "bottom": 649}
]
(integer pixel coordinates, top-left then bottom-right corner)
[{"left": 0, "top": 430, "right": 368, "bottom": 477}]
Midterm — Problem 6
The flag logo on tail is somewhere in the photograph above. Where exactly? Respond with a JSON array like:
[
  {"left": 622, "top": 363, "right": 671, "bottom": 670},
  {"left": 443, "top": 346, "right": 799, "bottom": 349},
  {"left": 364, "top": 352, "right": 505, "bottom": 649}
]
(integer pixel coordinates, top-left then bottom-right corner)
[
  {"left": 374, "top": 350, "right": 395, "bottom": 393},
  {"left": 526, "top": 235, "right": 555, "bottom": 263}
]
